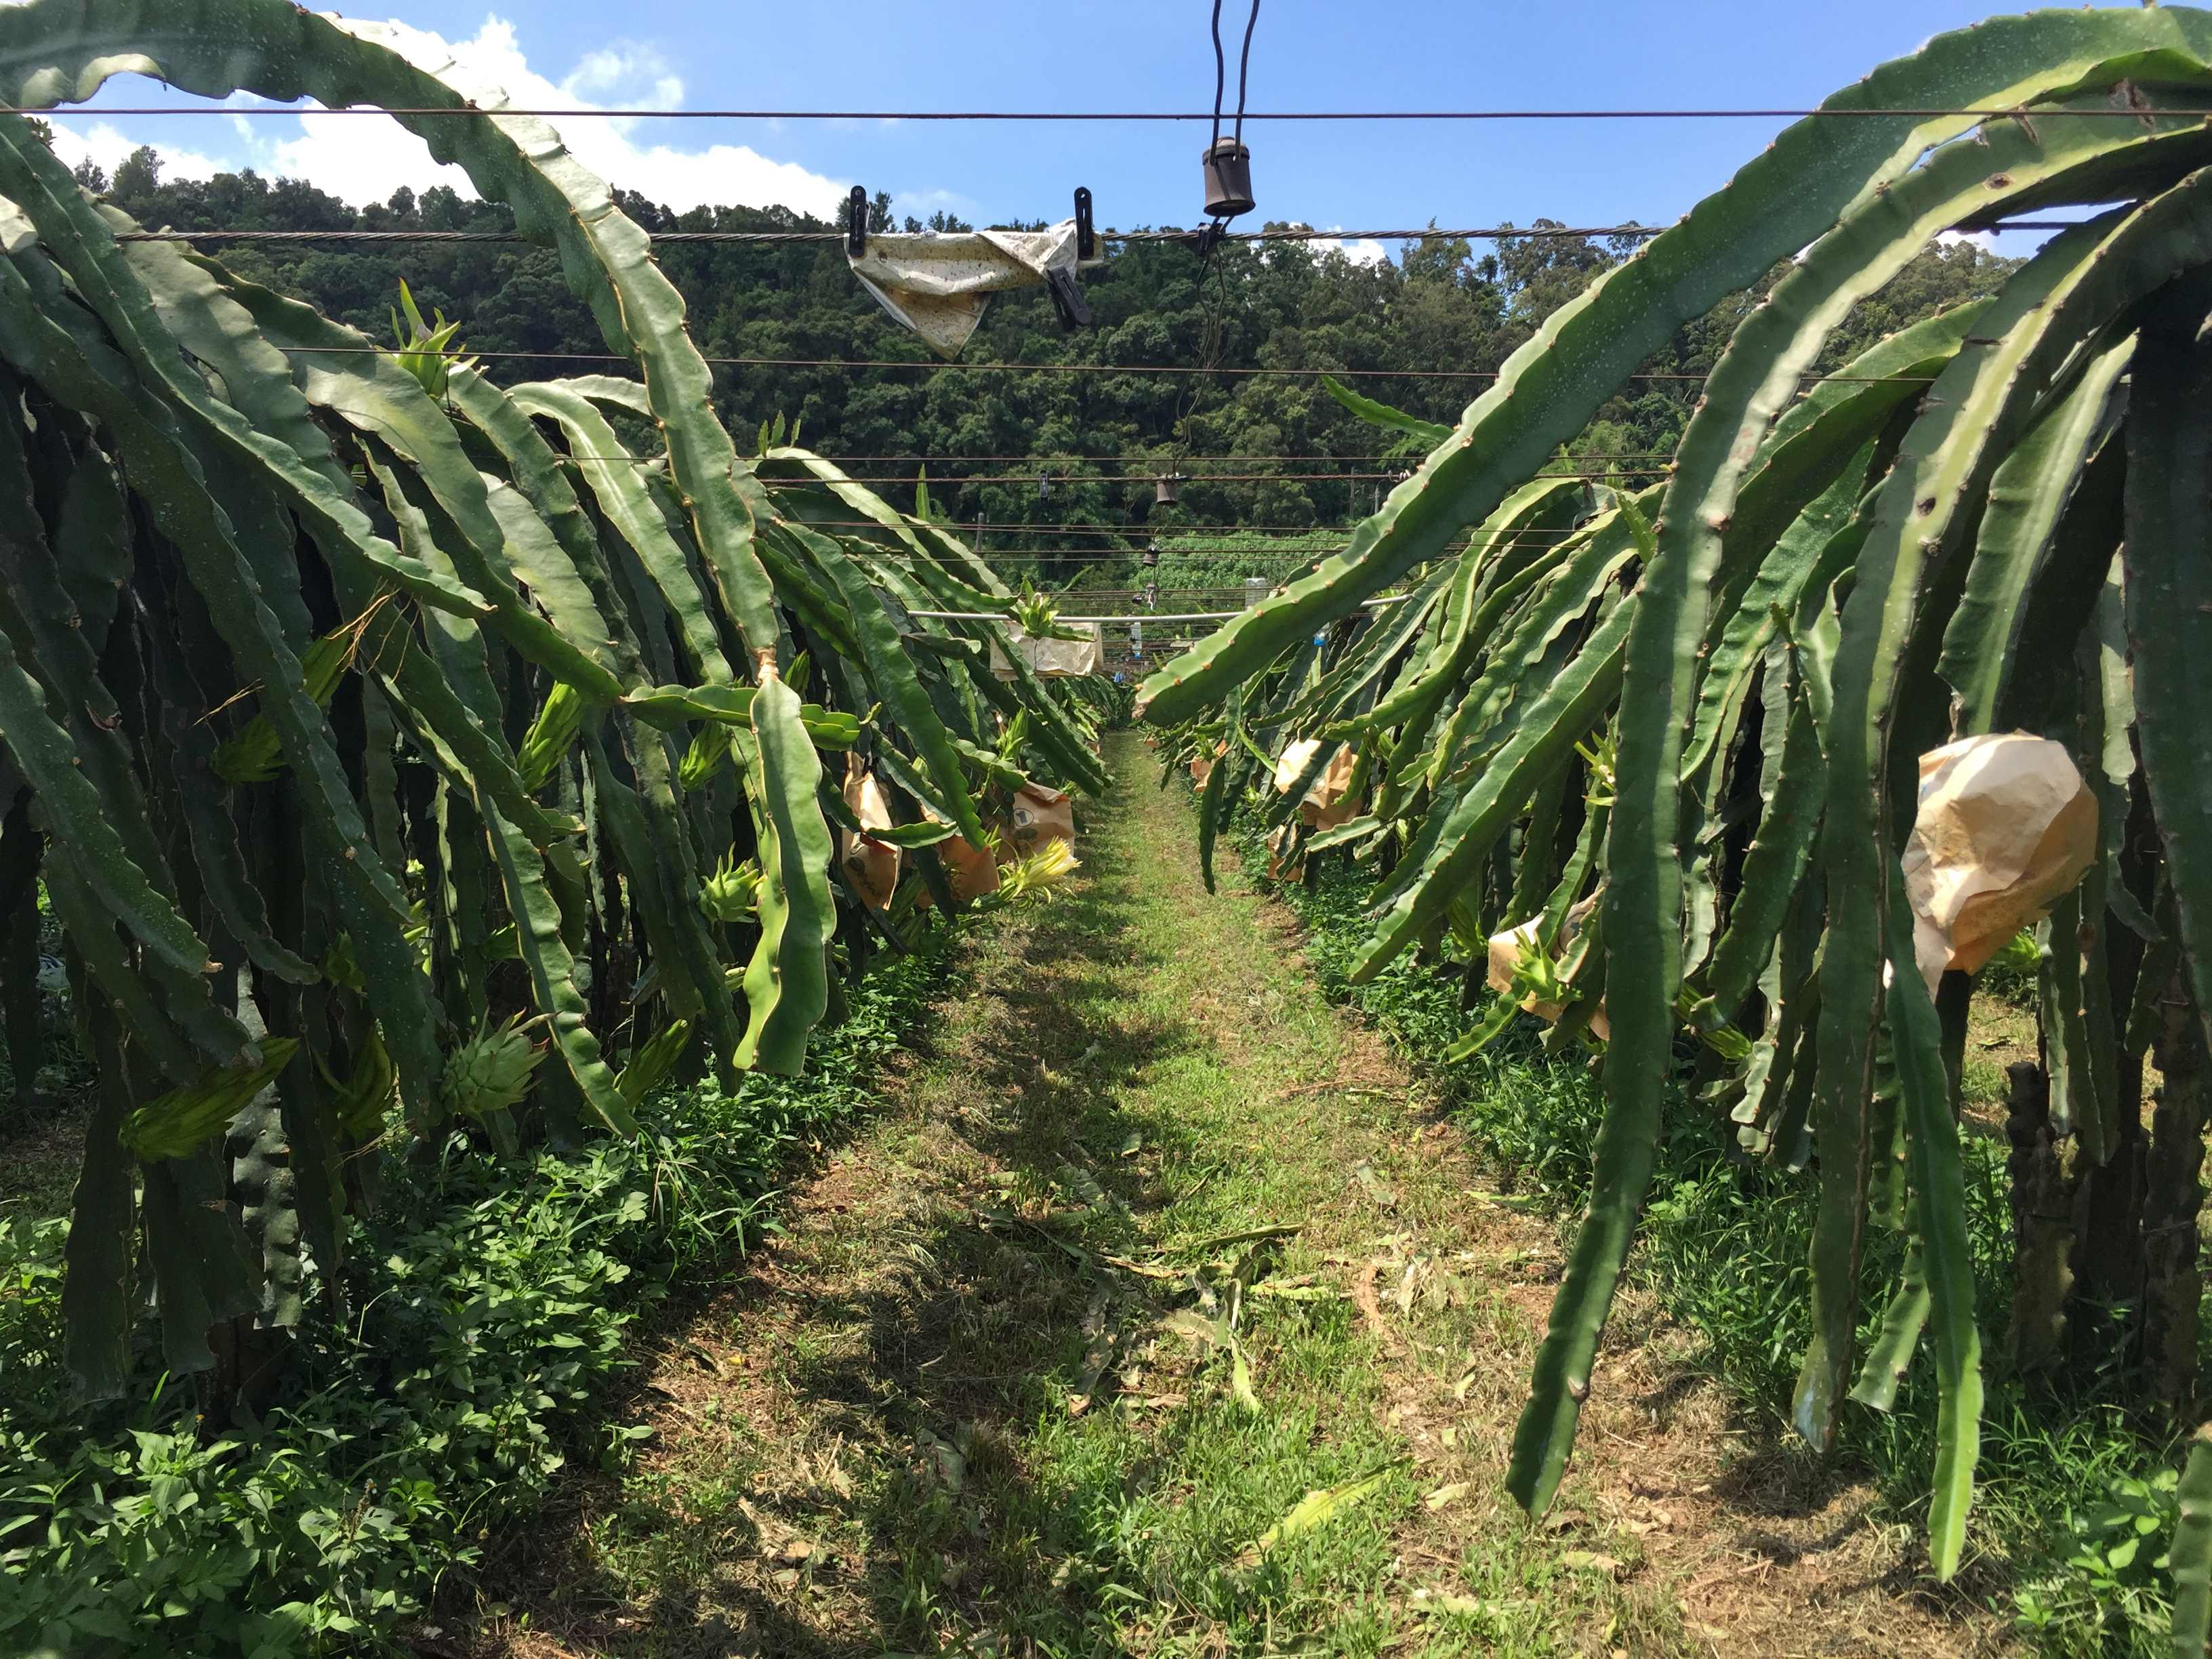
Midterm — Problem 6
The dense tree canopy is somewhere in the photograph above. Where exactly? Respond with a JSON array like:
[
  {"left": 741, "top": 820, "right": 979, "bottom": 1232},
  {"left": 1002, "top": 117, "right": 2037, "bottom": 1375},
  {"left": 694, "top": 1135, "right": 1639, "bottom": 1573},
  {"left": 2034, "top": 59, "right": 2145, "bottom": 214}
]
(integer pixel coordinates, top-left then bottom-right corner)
[{"left": 82, "top": 144, "right": 2019, "bottom": 592}]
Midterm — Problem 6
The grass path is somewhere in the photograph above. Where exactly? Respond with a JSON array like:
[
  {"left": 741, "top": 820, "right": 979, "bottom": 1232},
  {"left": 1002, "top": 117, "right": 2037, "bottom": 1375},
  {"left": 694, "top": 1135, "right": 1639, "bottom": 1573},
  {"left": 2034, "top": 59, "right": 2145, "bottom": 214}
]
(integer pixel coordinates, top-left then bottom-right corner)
[{"left": 479, "top": 736, "right": 2001, "bottom": 1658}]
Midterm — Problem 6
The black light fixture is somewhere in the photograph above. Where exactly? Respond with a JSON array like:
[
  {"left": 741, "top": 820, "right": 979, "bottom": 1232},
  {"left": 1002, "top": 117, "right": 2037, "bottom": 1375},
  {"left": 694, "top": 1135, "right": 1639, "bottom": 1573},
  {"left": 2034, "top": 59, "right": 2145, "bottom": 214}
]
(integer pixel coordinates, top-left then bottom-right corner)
[
  {"left": 1202, "top": 138, "right": 1254, "bottom": 219},
  {"left": 1201, "top": 2, "right": 1262, "bottom": 222},
  {"left": 1142, "top": 539, "right": 1161, "bottom": 569},
  {"left": 1154, "top": 473, "right": 1184, "bottom": 508}
]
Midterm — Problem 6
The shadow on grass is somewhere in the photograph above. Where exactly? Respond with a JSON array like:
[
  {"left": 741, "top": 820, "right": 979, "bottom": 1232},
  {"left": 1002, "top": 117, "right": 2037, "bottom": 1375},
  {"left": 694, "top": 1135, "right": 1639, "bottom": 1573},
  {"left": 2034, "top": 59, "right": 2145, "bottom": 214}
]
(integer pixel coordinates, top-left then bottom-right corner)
[{"left": 476, "top": 775, "right": 1229, "bottom": 1658}]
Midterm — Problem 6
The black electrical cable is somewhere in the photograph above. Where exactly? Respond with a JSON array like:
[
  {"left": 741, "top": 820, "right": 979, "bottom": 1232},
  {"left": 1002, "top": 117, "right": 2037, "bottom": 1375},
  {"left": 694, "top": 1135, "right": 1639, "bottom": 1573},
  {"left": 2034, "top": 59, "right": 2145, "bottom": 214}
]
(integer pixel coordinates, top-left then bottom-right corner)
[
  {"left": 1209, "top": 0, "right": 1228, "bottom": 152},
  {"left": 1233, "top": 1, "right": 1262, "bottom": 144}
]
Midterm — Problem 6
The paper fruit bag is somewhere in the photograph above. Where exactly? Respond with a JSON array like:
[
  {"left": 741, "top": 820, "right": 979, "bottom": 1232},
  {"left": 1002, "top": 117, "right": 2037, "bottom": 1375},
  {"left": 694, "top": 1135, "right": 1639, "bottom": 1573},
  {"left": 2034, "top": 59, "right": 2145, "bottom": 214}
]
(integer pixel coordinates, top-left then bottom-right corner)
[
  {"left": 1298, "top": 743, "right": 1361, "bottom": 833},
  {"left": 1902, "top": 733, "right": 2097, "bottom": 991},
  {"left": 1272, "top": 737, "right": 1322, "bottom": 796},
  {"left": 838, "top": 760, "right": 901, "bottom": 911},
  {"left": 1000, "top": 781, "right": 1074, "bottom": 862},
  {"left": 1484, "top": 893, "right": 1610, "bottom": 1039},
  {"left": 940, "top": 830, "right": 1001, "bottom": 903}
]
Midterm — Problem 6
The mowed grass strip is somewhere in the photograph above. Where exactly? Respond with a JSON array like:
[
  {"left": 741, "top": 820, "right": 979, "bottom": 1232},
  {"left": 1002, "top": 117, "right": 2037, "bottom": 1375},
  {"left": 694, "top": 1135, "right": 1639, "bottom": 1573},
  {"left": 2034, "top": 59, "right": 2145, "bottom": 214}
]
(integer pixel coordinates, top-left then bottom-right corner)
[{"left": 483, "top": 735, "right": 1661, "bottom": 1658}]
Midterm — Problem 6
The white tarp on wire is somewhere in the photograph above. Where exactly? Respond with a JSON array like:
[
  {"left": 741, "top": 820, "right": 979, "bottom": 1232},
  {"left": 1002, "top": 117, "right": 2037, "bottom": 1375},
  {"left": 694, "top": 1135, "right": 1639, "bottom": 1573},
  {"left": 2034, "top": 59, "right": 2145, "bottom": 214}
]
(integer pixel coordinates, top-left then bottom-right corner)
[
  {"left": 847, "top": 219, "right": 1104, "bottom": 359},
  {"left": 989, "top": 622, "right": 1105, "bottom": 679}
]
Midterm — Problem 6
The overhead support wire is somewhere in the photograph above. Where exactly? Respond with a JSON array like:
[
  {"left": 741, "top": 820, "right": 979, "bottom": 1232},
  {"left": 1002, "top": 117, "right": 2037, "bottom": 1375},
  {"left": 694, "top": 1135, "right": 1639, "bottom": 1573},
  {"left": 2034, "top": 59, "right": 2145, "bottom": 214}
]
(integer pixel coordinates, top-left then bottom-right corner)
[
  {"left": 262, "top": 344, "right": 1931, "bottom": 384},
  {"left": 910, "top": 596, "right": 1405, "bottom": 624},
  {"left": 802, "top": 451, "right": 1678, "bottom": 463},
  {"left": 757, "top": 468, "right": 1668, "bottom": 485},
  {"left": 804, "top": 518, "right": 1623, "bottom": 533},
  {"left": 110, "top": 218, "right": 2085, "bottom": 245},
  {"left": 28, "top": 104, "right": 2205, "bottom": 121}
]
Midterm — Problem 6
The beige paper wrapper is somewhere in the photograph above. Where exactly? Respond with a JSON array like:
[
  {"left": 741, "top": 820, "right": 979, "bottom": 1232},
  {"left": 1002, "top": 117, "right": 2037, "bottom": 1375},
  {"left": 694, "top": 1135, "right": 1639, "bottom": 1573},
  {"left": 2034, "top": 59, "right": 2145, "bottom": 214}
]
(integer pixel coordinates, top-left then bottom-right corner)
[
  {"left": 940, "top": 834, "right": 1000, "bottom": 904},
  {"left": 1272, "top": 738, "right": 1322, "bottom": 794},
  {"left": 1298, "top": 743, "right": 1362, "bottom": 833},
  {"left": 1000, "top": 781, "right": 1075, "bottom": 863},
  {"left": 838, "top": 761, "right": 901, "bottom": 912},
  {"left": 1273, "top": 739, "right": 1364, "bottom": 832},
  {"left": 1902, "top": 733, "right": 2098, "bottom": 992},
  {"left": 1485, "top": 894, "right": 1610, "bottom": 1040}
]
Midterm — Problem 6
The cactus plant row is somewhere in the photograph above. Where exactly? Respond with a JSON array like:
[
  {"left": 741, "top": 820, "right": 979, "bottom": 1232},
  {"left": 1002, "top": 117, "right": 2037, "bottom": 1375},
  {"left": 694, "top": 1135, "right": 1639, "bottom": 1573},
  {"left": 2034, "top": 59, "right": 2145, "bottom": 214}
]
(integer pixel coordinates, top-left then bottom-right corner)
[
  {"left": 0, "top": 0, "right": 1107, "bottom": 1411},
  {"left": 1144, "top": 7, "right": 2212, "bottom": 1582}
]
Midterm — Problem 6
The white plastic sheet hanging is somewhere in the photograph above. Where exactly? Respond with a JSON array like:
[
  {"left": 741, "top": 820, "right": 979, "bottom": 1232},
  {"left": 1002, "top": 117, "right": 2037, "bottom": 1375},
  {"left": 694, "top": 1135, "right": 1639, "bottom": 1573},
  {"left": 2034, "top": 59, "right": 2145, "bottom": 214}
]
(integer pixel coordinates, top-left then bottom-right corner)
[
  {"left": 847, "top": 219, "right": 1104, "bottom": 360},
  {"left": 988, "top": 623, "right": 1105, "bottom": 679}
]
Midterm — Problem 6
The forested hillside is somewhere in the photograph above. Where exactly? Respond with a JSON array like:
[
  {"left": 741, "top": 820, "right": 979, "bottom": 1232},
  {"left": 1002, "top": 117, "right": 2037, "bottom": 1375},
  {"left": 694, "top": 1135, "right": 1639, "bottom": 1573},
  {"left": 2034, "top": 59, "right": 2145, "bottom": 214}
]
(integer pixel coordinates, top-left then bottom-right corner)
[{"left": 79, "top": 142, "right": 2018, "bottom": 591}]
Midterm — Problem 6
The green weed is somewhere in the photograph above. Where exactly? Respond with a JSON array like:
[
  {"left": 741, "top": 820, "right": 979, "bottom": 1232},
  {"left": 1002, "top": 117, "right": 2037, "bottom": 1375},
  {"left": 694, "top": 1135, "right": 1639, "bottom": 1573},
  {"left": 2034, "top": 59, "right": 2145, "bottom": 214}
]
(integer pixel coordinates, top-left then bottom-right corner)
[
  {"left": 1255, "top": 835, "right": 2184, "bottom": 1658},
  {"left": 0, "top": 941, "right": 951, "bottom": 1658}
]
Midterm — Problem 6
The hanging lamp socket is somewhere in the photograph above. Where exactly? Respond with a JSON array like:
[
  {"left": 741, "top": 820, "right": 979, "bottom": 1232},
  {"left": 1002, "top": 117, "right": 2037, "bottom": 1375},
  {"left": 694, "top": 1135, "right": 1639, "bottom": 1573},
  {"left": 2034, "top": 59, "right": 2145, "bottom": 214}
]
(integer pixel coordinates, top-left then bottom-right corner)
[
  {"left": 1202, "top": 137, "right": 1254, "bottom": 219},
  {"left": 1154, "top": 473, "right": 1185, "bottom": 507}
]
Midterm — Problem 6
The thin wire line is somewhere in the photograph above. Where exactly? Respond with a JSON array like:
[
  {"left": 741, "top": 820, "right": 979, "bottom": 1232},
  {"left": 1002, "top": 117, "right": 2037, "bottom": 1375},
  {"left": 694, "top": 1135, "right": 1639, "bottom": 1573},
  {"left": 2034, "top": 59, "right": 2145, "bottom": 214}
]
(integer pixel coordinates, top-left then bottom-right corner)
[
  {"left": 761, "top": 468, "right": 1666, "bottom": 485},
  {"left": 272, "top": 344, "right": 1919, "bottom": 382},
  {"left": 851, "top": 556, "right": 1341, "bottom": 565},
  {"left": 836, "top": 553, "right": 1460, "bottom": 566},
  {"left": 1071, "top": 592, "right": 1451, "bottom": 604},
  {"left": 801, "top": 451, "right": 1676, "bottom": 462},
  {"left": 969, "top": 524, "right": 1589, "bottom": 535},
  {"left": 912, "top": 596, "right": 1399, "bottom": 623},
  {"left": 792, "top": 517, "right": 1598, "bottom": 535},
  {"left": 24, "top": 104, "right": 2208, "bottom": 121},
  {"left": 813, "top": 523, "right": 1599, "bottom": 539},
  {"left": 563, "top": 455, "right": 1672, "bottom": 467},
  {"left": 106, "top": 219, "right": 2085, "bottom": 245},
  {"left": 832, "top": 533, "right": 1575, "bottom": 559},
  {"left": 113, "top": 224, "right": 1664, "bottom": 244}
]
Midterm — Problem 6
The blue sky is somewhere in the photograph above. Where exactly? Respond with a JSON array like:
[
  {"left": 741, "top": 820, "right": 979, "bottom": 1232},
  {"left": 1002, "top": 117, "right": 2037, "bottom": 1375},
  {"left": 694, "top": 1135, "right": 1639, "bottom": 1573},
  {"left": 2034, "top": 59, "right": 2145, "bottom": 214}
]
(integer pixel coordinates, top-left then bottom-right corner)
[{"left": 47, "top": 0, "right": 2026, "bottom": 244}]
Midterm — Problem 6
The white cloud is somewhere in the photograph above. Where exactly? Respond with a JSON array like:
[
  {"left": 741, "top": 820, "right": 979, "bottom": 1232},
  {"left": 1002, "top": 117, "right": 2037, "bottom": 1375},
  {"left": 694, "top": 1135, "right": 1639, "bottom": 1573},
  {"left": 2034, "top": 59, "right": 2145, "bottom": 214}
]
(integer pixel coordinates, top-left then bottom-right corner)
[
  {"left": 559, "top": 43, "right": 682, "bottom": 109},
  {"left": 43, "top": 121, "right": 226, "bottom": 186},
  {"left": 1311, "top": 225, "right": 1389, "bottom": 266},
  {"left": 889, "top": 186, "right": 982, "bottom": 225},
  {"left": 1935, "top": 227, "right": 1996, "bottom": 252},
  {"left": 75, "top": 15, "right": 853, "bottom": 217}
]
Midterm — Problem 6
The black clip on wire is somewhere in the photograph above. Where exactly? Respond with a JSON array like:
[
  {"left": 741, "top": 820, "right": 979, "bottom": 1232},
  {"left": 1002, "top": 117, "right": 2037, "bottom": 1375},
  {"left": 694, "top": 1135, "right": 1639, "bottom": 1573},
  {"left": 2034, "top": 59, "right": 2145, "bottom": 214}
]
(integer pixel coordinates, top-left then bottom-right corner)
[
  {"left": 845, "top": 184, "right": 868, "bottom": 258},
  {"left": 1046, "top": 186, "right": 1095, "bottom": 331}
]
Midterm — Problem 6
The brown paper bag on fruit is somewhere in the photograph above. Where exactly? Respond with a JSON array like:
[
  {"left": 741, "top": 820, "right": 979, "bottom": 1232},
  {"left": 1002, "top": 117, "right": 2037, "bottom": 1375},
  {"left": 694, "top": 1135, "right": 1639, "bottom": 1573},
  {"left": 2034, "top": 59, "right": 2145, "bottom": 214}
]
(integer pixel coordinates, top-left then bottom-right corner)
[
  {"left": 1189, "top": 737, "right": 1229, "bottom": 788},
  {"left": 1485, "top": 893, "right": 1610, "bottom": 1040},
  {"left": 1272, "top": 738, "right": 1322, "bottom": 796},
  {"left": 1299, "top": 743, "right": 1361, "bottom": 833},
  {"left": 910, "top": 811, "right": 1001, "bottom": 909},
  {"left": 1000, "top": 781, "right": 1074, "bottom": 862},
  {"left": 1265, "top": 821, "right": 1303, "bottom": 882},
  {"left": 939, "top": 830, "right": 1001, "bottom": 903},
  {"left": 838, "top": 760, "right": 901, "bottom": 911},
  {"left": 1902, "top": 733, "right": 2098, "bottom": 993}
]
